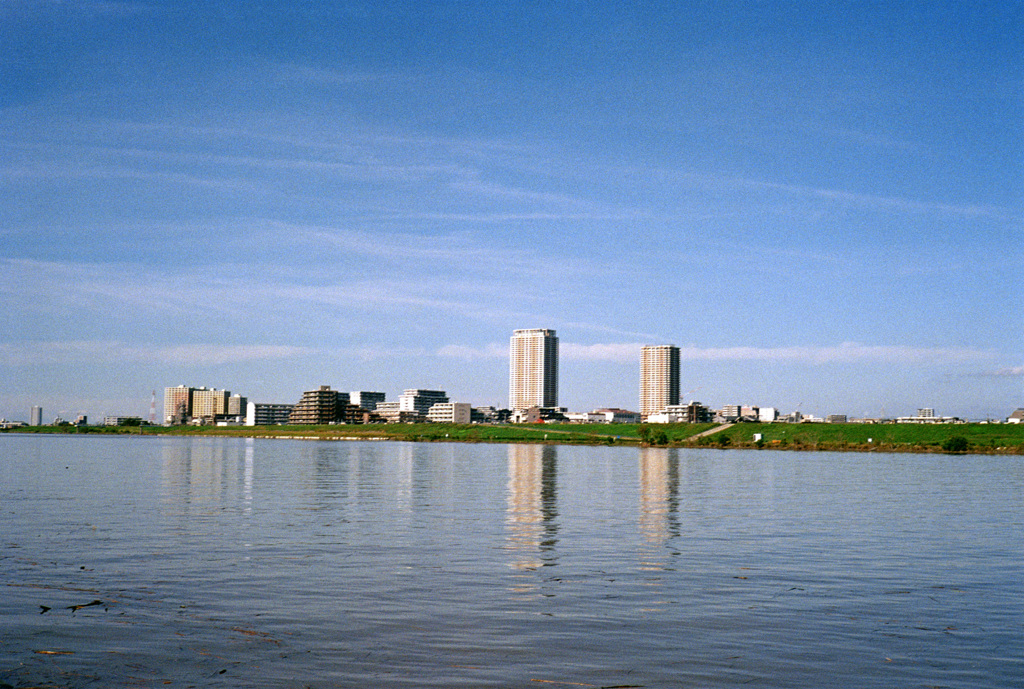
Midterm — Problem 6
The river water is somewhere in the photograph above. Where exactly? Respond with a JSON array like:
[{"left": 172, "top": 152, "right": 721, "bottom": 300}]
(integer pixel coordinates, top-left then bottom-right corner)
[{"left": 1, "top": 435, "right": 1021, "bottom": 688}]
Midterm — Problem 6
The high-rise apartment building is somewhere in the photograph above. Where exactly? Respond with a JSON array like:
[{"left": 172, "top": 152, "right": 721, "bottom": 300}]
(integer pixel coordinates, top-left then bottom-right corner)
[
  {"left": 639, "top": 345, "right": 680, "bottom": 419},
  {"left": 30, "top": 405, "right": 42, "bottom": 426},
  {"left": 191, "top": 387, "right": 230, "bottom": 422},
  {"left": 509, "top": 329, "right": 558, "bottom": 411},
  {"left": 163, "top": 385, "right": 194, "bottom": 425}
]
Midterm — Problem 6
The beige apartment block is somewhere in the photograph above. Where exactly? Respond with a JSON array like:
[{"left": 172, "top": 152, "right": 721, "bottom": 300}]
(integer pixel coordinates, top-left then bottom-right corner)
[
  {"left": 639, "top": 345, "right": 680, "bottom": 418},
  {"left": 509, "top": 329, "right": 559, "bottom": 411}
]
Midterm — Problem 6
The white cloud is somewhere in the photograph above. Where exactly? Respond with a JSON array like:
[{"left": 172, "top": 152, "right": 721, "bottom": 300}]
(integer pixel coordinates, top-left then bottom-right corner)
[
  {"left": 436, "top": 343, "right": 506, "bottom": 360},
  {"left": 562, "top": 342, "right": 644, "bottom": 363},
  {"left": 0, "top": 341, "right": 314, "bottom": 366},
  {"left": 559, "top": 341, "right": 994, "bottom": 366},
  {"left": 978, "top": 365, "right": 1024, "bottom": 377},
  {"left": 677, "top": 343, "right": 992, "bottom": 365}
]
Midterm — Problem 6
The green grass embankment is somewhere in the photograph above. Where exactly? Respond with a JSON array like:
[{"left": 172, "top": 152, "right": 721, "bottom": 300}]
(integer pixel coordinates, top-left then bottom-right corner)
[
  {"left": 4, "top": 421, "right": 1024, "bottom": 454},
  {"left": 694, "top": 422, "right": 1024, "bottom": 454}
]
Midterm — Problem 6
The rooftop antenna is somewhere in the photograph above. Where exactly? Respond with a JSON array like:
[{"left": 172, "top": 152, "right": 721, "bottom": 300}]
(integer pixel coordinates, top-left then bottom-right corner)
[{"left": 149, "top": 390, "right": 156, "bottom": 425}]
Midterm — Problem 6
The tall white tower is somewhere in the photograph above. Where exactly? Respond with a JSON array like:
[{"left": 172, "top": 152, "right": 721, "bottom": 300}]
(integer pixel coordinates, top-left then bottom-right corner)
[
  {"left": 509, "top": 329, "right": 559, "bottom": 411},
  {"left": 639, "top": 345, "right": 680, "bottom": 418}
]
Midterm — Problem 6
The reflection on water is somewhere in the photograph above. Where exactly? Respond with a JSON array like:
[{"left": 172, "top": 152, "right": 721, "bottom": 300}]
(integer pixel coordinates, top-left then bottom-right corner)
[
  {"left": 637, "top": 447, "right": 681, "bottom": 585},
  {"left": 160, "top": 436, "right": 249, "bottom": 509},
  {"left": 638, "top": 447, "right": 679, "bottom": 546},
  {"left": 242, "top": 438, "right": 254, "bottom": 512},
  {"left": 5, "top": 436, "right": 1020, "bottom": 689},
  {"left": 506, "top": 444, "right": 558, "bottom": 575}
]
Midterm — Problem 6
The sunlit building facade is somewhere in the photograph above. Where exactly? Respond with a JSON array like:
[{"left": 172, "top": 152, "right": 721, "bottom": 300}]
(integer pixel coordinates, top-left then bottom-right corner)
[
  {"left": 639, "top": 345, "right": 679, "bottom": 419},
  {"left": 163, "top": 386, "right": 194, "bottom": 425},
  {"left": 509, "top": 329, "right": 558, "bottom": 411}
]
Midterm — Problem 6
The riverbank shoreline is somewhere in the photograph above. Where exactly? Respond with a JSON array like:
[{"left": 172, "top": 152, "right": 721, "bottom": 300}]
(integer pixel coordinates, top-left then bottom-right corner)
[{"left": 5, "top": 421, "right": 1024, "bottom": 455}]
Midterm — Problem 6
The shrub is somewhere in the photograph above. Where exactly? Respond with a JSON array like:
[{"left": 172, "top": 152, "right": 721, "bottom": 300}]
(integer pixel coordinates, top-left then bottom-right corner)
[{"left": 942, "top": 435, "right": 969, "bottom": 453}]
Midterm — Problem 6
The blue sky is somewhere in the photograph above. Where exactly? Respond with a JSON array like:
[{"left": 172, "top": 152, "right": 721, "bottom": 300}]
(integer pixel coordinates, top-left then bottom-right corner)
[{"left": 1, "top": 0, "right": 1021, "bottom": 422}]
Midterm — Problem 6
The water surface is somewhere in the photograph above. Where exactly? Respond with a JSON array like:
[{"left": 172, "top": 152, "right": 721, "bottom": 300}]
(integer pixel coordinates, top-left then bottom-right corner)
[{"left": 2, "top": 435, "right": 1021, "bottom": 687}]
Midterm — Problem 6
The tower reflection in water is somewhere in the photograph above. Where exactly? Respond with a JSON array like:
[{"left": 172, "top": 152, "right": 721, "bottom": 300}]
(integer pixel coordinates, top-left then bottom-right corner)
[
  {"left": 637, "top": 447, "right": 680, "bottom": 577},
  {"left": 505, "top": 444, "right": 558, "bottom": 586}
]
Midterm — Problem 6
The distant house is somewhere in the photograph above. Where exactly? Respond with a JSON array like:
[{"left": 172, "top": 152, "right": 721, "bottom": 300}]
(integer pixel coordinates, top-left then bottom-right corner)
[
  {"left": 1008, "top": 409, "right": 1024, "bottom": 424},
  {"left": 647, "top": 402, "right": 712, "bottom": 424},
  {"left": 592, "top": 408, "right": 642, "bottom": 424}
]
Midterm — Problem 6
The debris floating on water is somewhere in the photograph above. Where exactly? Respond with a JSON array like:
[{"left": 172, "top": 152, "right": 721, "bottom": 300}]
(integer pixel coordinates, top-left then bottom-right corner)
[{"left": 67, "top": 599, "right": 104, "bottom": 612}]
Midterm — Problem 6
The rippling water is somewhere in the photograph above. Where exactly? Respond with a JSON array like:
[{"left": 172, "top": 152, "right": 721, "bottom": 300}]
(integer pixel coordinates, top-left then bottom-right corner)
[{"left": 2, "top": 435, "right": 1021, "bottom": 688}]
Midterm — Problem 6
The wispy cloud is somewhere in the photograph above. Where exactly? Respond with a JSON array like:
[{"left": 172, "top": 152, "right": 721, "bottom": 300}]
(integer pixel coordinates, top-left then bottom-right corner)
[
  {"left": 560, "top": 342, "right": 994, "bottom": 366},
  {"left": 976, "top": 365, "right": 1024, "bottom": 377},
  {"left": 436, "top": 343, "right": 506, "bottom": 360},
  {"left": 562, "top": 342, "right": 644, "bottom": 362},
  {"left": 751, "top": 179, "right": 1014, "bottom": 221},
  {"left": 0, "top": 341, "right": 314, "bottom": 366}
]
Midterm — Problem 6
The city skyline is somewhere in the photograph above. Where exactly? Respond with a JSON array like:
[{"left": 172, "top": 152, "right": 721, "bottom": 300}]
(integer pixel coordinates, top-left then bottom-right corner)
[{"left": 1, "top": 2, "right": 1020, "bottom": 422}]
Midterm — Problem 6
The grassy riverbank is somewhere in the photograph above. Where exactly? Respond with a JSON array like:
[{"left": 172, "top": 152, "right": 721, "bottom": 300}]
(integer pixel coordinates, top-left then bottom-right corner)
[{"left": 5, "top": 421, "right": 1024, "bottom": 454}]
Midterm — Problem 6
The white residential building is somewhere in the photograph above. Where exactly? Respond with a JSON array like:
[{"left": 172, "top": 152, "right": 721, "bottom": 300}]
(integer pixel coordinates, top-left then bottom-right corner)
[
  {"left": 593, "top": 408, "right": 642, "bottom": 424},
  {"left": 509, "top": 329, "right": 558, "bottom": 411},
  {"left": 350, "top": 391, "right": 386, "bottom": 411},
  {"left": 639, "top": 344, "right": 680, "bottom": 418},
  {"left": 426, "top": 402, "right": 472, "bottom": 424},
  {"left": 399, "top": 389, "right": 448, "bottom": 416}
]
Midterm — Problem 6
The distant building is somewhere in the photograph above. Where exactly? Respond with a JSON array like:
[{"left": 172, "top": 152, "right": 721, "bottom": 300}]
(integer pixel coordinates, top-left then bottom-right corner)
[
  {"left": 471, "top": 406, "right": 509, "bottom": 423},
  {"left": 896, "top": 409, "right": 960, "bottom": 424},
  {"left": 191, "top": 388, "right": 230, "bottom": 423},
  {"left": 350, "top": 391, "right": 386, "bottom": 411},
  {"left": 163, "top": 386, "right": 194, "bottom": 425},
  {"left": 227, "top": 394, "right": 247, "bottom": 418},
  {"left": 30, "top": 406, "right": 42, "bottom": 426},
  {"left": 511, "top": 406, "right": 568, "bottom": 423},
  {"left": 399, "top": 389, "right": 448, "bottom": 416},
  {"left": 374, "top": 401, "right": 423, "bottom": 423},
  {"left": 720, "top": 405, "right": 742, "bottom": 421},
  {"left": 509, "top": 329, "right": 558, "bottom": 411},
  {"left": 759, "top": 407, "right": 778, "bottom": 423},
  {"left": 1008, "top": 409, "right": 1024, "bottom": 424},
  {"left": 426, "top": 402, "right": 472, "bottom": 424},
  {"left": 639, "top": 345, "right": 680, "bottom": 419},
  {"left": 245, "top": 402, "right": 294, "bottom": 425},
  {"left": 565, "top": 411, "right": 605, "bottom": 424},
  {"left": 289, "top": 386, "right": 349, "bottom": 424},
  {"left": 593, "top": 408, "right": 642, "bottom": 424},
  {"left": 827, "top": 414, "right": 848, "bottom": 424},
  {"left": 647, "top": 401, "right": 712, "bottom": 424},
  {"left": 104, "top": 416, "right": 141, "bottom": 426}
]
